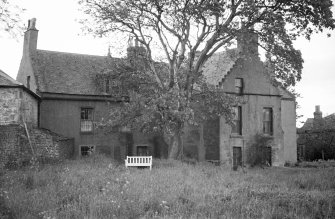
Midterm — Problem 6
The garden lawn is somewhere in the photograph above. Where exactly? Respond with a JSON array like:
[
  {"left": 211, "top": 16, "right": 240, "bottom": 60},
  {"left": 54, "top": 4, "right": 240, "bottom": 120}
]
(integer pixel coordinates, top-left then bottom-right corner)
[{"left": 0, "top": 155, "right": 334, "bottom": 219}]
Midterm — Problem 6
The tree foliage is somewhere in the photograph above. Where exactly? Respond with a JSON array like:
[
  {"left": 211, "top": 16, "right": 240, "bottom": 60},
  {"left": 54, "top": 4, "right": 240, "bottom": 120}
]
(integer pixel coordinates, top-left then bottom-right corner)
[
  {"left": 79, "top": 0, "right": 335, "bottom": 159},
  {"left": 0, "top": 0, "right": 25, "bottom": 38}
]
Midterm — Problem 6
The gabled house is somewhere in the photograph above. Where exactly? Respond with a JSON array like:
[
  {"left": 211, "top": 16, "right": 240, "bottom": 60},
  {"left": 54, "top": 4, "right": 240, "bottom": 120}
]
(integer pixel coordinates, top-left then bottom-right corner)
[
  {"left": 0, "top": 70, "right": 73, "bottom": 168},
  {"left": 16, "top": 19, "right": 166, "bottom": 159},
  {"left": 200, "top": 32, "right": 297, "bottom": 167},
  {"left": 297, "top": 106, "right": 335, "bottom": 161},
  {"left": 15, "top": 18, "right": 297, "bottom": 166}
]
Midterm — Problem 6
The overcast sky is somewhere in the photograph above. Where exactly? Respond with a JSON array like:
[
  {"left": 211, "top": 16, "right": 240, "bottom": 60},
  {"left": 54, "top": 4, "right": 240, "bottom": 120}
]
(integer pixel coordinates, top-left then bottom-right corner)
[{"left": 1, "top": 0, "right": 335, "bottom": 127}]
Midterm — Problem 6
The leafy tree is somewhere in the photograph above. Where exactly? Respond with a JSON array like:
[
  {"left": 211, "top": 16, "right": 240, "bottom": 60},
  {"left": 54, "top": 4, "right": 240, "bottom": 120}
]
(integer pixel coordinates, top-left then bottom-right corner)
[
  {"left": 79, "top": 0, "right": 335, "bottom": 159},
  {"left": 0, "top": 0, "right": 25, "bottom": 38}
]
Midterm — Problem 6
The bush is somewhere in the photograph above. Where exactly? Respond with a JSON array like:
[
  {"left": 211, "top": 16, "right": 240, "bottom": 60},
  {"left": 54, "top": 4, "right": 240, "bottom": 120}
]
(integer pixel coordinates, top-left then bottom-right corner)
[{"left": 247, "top": 134, "right": 273, "bottom": 167}]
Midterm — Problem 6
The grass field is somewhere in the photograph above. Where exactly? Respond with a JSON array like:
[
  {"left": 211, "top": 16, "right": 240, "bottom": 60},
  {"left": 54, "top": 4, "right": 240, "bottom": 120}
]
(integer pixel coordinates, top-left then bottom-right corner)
[{"left": 0, "top": 154, "right": 334, "bottom": 219}]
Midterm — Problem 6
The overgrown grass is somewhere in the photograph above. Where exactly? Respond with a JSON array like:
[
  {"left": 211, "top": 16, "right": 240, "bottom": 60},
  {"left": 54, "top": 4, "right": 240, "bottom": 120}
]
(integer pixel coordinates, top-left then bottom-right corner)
[{"left": 1, "top": 154, "right": 335, "bottom": 218}]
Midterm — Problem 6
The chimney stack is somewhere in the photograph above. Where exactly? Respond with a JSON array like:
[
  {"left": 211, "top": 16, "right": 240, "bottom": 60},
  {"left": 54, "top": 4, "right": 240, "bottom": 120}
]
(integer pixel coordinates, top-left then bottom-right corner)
[
  {"left": 313, "top": 105, "right": 324, "bottom": 129},
  {"left": 23, "top": 18, "right": 38, "bottom": 55},
  {"left": 127, "top": 36, "right": 146, "bottom": 63},
  {"left": 314, "top": 105, "right": 322, "bottom": 120},
  {"left": 237, "top": 26, "right": 258, "bottom": 57}
]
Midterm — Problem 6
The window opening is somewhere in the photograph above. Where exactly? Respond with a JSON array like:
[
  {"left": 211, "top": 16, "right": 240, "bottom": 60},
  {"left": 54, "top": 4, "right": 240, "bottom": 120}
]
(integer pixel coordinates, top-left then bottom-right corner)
[
  {"left": 235, "top": 78, "right": 243, "bottom": 94},
  {"left": 263, "top": 108, "right": 273, "bottom": 135},
  {"left": 232, "top": 106, "right": 242, "bottom": 135},
  {"left": 81, "top": 108, "right": 93, "bottom": 133},
  {"left": 81, "top": 145, "right": 95, "bottom": 156}
]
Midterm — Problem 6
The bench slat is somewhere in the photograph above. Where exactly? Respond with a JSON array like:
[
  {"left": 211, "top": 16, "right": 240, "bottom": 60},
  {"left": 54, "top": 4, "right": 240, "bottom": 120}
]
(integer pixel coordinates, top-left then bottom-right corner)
[{"left": 125, "top": 156, "right": 152, "bottom": 170}]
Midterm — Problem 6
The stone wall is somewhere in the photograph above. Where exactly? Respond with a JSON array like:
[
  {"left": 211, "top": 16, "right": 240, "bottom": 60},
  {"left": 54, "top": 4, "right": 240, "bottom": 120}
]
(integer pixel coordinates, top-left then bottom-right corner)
[
  {"left": 0, "top": 87, "right": 39, "bottom": 127},
  {"left": 0, "top": 124, "right": 74, "bottom": 168},
  {"left": 21, "top": 89, "right": 39, "bottom": 126},
  {"left": 0, "top": 88, "right": 21, "bottom": 125},
  {"left": 30, "top": 128, "right": 74, "bottom": 161}
]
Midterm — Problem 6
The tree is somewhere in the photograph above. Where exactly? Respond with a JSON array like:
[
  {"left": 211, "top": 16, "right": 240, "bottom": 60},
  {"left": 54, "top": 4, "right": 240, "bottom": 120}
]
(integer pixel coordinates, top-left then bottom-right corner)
[
  {"left": 79, "top": 0, "right": 335, "bottom": 159},
  {"left": 0, "top": 0, "right": 25, "bottom": 38}
]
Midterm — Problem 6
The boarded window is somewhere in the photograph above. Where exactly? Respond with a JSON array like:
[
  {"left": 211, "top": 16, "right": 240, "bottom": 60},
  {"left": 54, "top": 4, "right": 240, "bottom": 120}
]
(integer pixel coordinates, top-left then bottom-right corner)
[
  {"left": 80, "top": 108, "right": 93, "bottom": 133},
  {"left": 232, "top": 106, "right": 242, "bottom": 135},
  {"left": 263, "top": 108, "right": 273, "bottom": 135},
  {"left": 235, "top": 78, "right": 243, "bottom": 94}
]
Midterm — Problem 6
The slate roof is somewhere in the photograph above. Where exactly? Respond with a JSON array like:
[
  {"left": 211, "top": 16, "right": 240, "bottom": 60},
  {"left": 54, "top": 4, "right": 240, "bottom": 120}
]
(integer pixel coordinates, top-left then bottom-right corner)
[
  {"left": 0, "top": 69, "right": 22, "bottom": 86},
  {"left": 30, "top": 49, "right": 121, "bottom": 95},
  {"left": 202, "top": 49, "right": 239, "bottom": 86},
  {"left": 300, "top": 118, "right": 314, "bottom": 130},
  {"left": 300, "top": 114, "right": 335, "bottom": 131}
]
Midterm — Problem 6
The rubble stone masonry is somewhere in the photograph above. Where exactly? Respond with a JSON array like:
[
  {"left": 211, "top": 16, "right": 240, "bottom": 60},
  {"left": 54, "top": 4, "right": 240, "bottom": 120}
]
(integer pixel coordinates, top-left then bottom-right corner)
[{"left": 0, "top": 89, "right": 21, "bottom": 125}]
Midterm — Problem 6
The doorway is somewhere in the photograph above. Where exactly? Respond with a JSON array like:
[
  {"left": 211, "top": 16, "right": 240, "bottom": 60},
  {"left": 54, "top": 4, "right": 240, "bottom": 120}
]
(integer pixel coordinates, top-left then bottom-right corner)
[{"left": 233, "top": 147, "right": 242, "bottom": 170}]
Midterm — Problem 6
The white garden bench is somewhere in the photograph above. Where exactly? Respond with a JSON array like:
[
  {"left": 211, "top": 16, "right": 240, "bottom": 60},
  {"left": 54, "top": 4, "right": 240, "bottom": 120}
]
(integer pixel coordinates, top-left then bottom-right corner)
[{"left": 125, "top": 156, "right": 152, "bottom": 170}]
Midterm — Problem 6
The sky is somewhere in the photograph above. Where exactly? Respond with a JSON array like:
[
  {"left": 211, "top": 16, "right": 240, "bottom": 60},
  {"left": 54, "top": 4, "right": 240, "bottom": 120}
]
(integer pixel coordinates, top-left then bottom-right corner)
[{"left": 1, "top": 0, "right": 335, "bottom": 127}]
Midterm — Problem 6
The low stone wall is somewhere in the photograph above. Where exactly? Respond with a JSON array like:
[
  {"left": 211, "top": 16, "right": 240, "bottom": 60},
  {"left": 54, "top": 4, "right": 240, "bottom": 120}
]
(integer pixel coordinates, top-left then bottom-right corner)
[
  {"left": 0, "top": 124, "right": 74, "bottom": 168},
  {"left": 0, "top": 124, "right": 28, "bottom": 168}
]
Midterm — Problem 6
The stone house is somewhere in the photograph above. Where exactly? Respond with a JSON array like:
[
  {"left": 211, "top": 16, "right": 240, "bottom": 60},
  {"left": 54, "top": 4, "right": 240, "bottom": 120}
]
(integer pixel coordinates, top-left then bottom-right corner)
[
  {"left": 297, "top": 106, "right": 335, "bottom": 161},
  {"left": 0, "top": 70, "right": 73, "bottom": 168},
  {"left": 14, "top": 18, "right": 297, "bottom": 166},
  {"left": 0, "top": 69, "right": 39, "bottom": 126},
  {"left": 198, "top": 32, "right": 297, "bottom": 167}
]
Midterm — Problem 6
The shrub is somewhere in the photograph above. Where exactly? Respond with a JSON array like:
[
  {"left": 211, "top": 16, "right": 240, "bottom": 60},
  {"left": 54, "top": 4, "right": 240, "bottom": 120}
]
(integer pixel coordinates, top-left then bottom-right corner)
[{"left": 246, "top": 134, "right": 273, "bottom": 167}]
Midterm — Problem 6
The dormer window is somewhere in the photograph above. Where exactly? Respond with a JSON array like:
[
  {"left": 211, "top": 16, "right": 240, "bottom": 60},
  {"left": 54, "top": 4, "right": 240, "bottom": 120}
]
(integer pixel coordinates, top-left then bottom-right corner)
[
  {"left": 235, "top": 78, "right": 243, "bottom": 94},
  {"left": 27, "top": 76, "right": 31, "bottom": 89}
]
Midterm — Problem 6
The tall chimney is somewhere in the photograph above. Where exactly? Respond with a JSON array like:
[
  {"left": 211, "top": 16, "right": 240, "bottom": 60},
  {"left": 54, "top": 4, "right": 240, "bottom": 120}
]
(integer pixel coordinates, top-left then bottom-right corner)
[
  {"left": 23, "top": 18, "right": 38, "bottom": 55},
  {"left": 314, "top": 105, "right": 322, "bottom": 120},
  {"left": 313, "top": 105, "right": 324, "bottom": 129},
  {"left": 237, "top": 26, "right": 258, "bottom": 56}
]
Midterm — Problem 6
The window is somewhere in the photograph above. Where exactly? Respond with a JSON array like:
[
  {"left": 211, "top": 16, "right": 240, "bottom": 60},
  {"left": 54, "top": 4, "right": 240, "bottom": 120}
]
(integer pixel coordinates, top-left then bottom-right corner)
[
  {"left": 80, "top": 145, "right": 95, "bottom": 156},
  {"left": 80, "top": 108, "right": 93, "bottom": 133},
  {"left": 105, "top": 78, "right": 110, "bottom": 93},
  {"left": 232, "top": 106, "right": 242, "bottom": 135},
  {"left": 263, "top": 108, "right": 273, "bottom": 135},
  {"left": 27, "top": 76, "right": 31, "bottom": 89},
  {"left": 235, "top": 78, "right": 243, "bottom": 94}
]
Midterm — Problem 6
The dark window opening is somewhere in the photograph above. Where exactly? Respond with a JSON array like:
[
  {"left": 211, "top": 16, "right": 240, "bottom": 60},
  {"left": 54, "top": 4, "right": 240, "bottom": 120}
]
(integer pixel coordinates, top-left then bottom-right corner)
[
  {"left": 105, "top": 78, "right": 110, "bottom": 93},
  {"left": 232, "top": 106, "right": 242, "bottom": 135},
  {"left": 81, "top": 146, "right": 95, "bottom": 156},
  {"left": 27, "top": 76, "right": 31, "bottom": 89},
  {"left": 263, "top": 108, "right": 273, "bottom": 135},
  {"left": 81, "top": 108, "right": 93, "bottom": 133},
  {"left": 235, "top": 78, "right": 243, "bottom": 95},
  {"left": 137, "top": 145, "right": 149, "bottom": 156}
]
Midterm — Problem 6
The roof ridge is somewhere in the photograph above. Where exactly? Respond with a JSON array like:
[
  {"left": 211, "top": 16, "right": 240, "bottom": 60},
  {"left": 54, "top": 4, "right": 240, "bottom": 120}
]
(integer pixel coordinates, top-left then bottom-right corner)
[{"left": 36, "top": 49, "right": 112, "bottom": 58}]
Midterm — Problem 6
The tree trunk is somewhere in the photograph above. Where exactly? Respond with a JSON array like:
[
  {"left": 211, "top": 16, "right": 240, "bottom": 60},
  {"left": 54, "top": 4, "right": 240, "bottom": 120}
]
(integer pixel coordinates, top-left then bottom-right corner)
[{"left": 168, "top": 131, "right": 182, "bottom": 160}]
